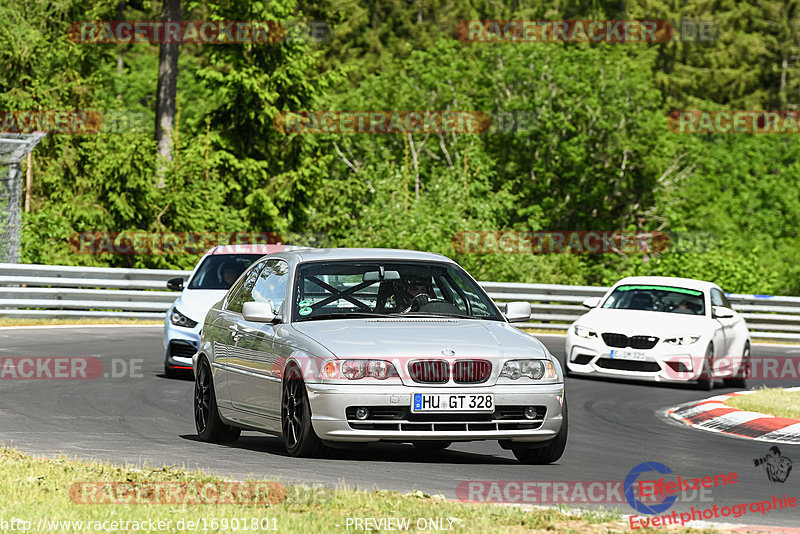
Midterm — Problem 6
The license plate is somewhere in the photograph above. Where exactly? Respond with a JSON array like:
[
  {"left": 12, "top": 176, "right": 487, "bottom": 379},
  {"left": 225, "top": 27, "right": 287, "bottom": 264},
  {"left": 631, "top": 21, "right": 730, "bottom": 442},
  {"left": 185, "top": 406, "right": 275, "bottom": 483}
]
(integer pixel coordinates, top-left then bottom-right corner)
[
  {"left": 412, "top": 393, "right": 494, "bottom": 412},
  {"left": 609, "top": 349, "right": 647, "bottom": 361}
]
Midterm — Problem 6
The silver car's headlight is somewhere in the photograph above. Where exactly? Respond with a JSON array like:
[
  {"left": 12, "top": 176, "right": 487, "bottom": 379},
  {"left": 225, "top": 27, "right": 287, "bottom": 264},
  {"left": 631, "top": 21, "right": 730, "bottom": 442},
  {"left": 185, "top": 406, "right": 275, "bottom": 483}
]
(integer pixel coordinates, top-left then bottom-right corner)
[
  {"left": 499, "top": 359, "right": 557, "bottom": 380},
  {"left": 664, "top": 335, "right": 701, "bottom": 345},
  {"left": 170, "top": 308, "right": 198, "bottom": 328},
  {"left": 321, "top": 359, "right": 400, "bottom": 380},
  {"left": 573, "top": 325, "right": 598, "bottom": 339}
]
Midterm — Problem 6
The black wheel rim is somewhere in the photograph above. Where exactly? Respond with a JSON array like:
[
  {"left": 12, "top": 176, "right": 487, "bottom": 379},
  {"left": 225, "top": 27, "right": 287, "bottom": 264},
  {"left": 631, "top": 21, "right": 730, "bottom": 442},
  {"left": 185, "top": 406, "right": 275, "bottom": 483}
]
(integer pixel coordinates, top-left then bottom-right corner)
[
  {"left": 282, "top": 373, "right": 304, "bottom": 449},
  {"left": 194, "top": 363, "right": 211, "bottom": 433}
]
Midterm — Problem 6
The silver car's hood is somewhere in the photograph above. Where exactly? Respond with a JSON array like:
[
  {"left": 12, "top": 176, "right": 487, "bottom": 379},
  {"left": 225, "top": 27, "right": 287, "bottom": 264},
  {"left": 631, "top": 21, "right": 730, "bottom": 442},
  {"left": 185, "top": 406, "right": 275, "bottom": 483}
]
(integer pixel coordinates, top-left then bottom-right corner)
[{"left": 291, "top": 318, "right": 550, "bottom": 360}]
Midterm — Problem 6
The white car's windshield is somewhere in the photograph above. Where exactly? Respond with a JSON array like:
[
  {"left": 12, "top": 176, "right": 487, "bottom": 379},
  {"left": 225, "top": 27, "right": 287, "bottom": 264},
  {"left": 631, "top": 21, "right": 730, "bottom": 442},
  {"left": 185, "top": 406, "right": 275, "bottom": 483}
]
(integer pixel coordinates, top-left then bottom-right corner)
[
  {"left": 292, "top": 261, "right": 502, "bottom": 321},
  {"left": 601, "top": 284, "right": 705, "bottom": 315},
  {"left": 187, "top": 254, "right": 265, "bottom": 290}
]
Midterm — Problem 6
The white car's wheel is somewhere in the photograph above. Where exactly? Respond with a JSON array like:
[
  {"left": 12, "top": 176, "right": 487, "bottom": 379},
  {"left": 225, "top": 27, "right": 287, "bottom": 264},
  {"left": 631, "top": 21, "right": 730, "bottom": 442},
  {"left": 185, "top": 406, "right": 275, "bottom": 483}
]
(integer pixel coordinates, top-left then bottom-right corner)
[
  {"left": 194, "top": 359, "right": 241, "bottom": 443},
  {"left": 696, "top": 343, "right": 715, "bottom": 391},
  {"left": 281, "top": 365, "right": 328, "bottom": 458},
  {"left": 723, "top": 341, "right": 750, "bottom": 389},
  {"left": 512, "top": 399, "right": 568, "bottom": 464}
]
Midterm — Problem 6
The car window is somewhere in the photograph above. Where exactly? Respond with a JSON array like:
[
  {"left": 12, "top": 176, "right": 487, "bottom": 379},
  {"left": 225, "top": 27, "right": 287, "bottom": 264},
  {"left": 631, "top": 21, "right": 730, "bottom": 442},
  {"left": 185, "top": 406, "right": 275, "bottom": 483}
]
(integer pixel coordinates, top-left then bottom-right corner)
[
  {"left": 602, "top": 284, "right": 705, "bottom": 315},
  {"left": 710, "top": 288, "right": 725, "bottom": 307},
  {"left": 252, "top": 260, "right": 289, "bottom": 316},
  {"left": 187, "top": 254, "right": 265, "bottom": 290},
  {"left": 225, "top": 262, "right": 266, "bottom": 313},
  {"left": 292, "top": 260, "right": 502, "bottom": 321}
]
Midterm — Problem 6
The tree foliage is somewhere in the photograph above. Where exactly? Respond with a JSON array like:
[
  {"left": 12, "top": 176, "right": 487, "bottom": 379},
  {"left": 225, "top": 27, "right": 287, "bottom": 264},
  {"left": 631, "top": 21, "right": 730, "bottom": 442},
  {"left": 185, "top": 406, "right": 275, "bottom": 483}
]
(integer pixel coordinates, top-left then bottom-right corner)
[{"left": 2, "top": 0, "right": 799, "bottom": 295}]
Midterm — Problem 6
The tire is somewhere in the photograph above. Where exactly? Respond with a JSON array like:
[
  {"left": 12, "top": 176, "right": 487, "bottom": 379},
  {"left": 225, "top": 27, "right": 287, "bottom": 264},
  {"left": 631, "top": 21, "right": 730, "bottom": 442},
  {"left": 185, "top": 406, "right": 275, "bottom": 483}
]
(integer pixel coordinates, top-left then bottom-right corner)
[
  {"left": 281, "top": 365, "right": 328, "bottom": 458},
  {"left": 512, "top": 398, "right": 568, "bottom": 464},
  {"left": 696, "top": 344, "right": 715, "bottom": 391},
  {"left": 723, "top": 341, "right": 750, "bottom": 389},
  {"left": 412, "top": 440, "right": 452, "bottom": 451},
  {"left": 194, "top": 359, "right": 241, "bottom": 444}
]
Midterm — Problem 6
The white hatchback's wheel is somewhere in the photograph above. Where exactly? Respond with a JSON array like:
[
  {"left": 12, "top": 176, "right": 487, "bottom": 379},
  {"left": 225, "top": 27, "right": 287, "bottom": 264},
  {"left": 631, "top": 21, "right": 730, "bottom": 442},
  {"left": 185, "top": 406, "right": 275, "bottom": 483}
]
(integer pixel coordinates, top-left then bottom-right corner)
[
  {"left": 696, "top": 344, "right": 715, "bottom": 391},
  {"left": 724, "top": 342, "right": 750, "bottom": 389}
]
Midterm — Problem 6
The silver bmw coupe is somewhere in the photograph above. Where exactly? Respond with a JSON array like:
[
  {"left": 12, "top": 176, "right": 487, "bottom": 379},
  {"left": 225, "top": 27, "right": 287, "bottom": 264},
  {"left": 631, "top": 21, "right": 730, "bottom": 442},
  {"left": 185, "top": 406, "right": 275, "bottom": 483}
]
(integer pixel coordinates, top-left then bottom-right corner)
[{"left": 193, "top": 248, "right": 567, "bottom": 464}]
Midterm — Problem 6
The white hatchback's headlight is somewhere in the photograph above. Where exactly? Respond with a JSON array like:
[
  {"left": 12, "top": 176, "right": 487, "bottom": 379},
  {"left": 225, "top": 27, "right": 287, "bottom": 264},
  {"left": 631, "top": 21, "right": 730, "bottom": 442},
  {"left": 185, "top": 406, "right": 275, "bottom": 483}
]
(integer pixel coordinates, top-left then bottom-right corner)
[
  {"left": 573, "top": 325, "right": 598, "bottom": 339},
  {"left": 499, "top": 359, "right": 556, "bottom": 380},
  {"left": 664, "top": 335, "right": 701, "bottom": 345},
  {"left": 170, "top": 308, "right": 198, "bottom": 328}
]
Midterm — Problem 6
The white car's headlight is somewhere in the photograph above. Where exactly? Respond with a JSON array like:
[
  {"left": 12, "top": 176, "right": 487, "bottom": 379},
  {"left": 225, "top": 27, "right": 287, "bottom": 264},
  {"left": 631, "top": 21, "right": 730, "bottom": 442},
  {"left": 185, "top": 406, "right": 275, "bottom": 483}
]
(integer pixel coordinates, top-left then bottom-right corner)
[
  {"left": 321, "top": 359, "right": 400, "bottom": 380},
  {"left": 573, "top": 325, "right": 598, "bottom": 339},
  {"left": 499, "top": 359, "right": 557, "bottom": 380},
  {"left": 170, "top": 308, "right": 198, "bottom": 328},
  {"left": 664, "top": 335, "right": 701, "bottom": 345}
]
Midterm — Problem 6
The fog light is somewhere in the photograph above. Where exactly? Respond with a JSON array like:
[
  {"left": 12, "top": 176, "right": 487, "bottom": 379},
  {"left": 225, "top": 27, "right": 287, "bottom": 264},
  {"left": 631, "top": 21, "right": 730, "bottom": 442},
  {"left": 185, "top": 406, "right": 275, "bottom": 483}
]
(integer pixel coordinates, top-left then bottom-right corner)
[
  {"left": 355, "top": 407, "right": 370, "bottom": 420},
  {"left": 523, "top": 406, "right": 537, "bottom": 420}
]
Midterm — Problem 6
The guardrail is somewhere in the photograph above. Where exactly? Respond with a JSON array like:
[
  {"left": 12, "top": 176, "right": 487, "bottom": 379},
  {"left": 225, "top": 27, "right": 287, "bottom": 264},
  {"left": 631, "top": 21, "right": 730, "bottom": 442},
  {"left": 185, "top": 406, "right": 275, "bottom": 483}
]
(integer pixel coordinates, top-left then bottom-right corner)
[
  {"left": 1, "top": 263, "right": 798, "bottom": 341},
  {"left": 0, "top": 263, "right": 190, "bottom": 320}
]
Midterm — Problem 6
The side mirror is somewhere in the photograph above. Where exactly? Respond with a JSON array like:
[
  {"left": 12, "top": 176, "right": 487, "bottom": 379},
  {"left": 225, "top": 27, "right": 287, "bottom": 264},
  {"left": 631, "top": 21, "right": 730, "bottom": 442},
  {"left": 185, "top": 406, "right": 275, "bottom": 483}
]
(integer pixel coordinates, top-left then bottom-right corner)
[
  {"left": 504, "top": 301, "right": 531, "bottom": 323},
  {"left": 167, "top": 277, "right": 184, "bottom": 291},
  {"left": 582, "top": 297, "right": 601, "bottom": 309},
  {"left": 712, "top": 306, "right": 735, "bottom": 319},
  {"left": 242, "top": 301, "right": 276, "bottom": 323}
]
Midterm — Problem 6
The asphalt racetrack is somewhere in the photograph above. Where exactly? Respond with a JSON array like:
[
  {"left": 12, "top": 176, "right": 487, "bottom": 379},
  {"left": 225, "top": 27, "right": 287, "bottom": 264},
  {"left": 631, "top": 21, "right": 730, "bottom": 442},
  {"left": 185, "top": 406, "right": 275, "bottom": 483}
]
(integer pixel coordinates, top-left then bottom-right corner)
[{"left": 1, "top": 326, "right": 798, "bottom": 527}]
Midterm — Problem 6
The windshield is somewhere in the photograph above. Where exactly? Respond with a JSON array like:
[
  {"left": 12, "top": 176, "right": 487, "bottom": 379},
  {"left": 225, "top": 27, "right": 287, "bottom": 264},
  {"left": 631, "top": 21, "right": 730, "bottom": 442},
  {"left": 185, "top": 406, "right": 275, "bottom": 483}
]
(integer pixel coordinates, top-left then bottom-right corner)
[
  {"left": 187, "top": 254, "right": 265, "bottom": 290},
  {"left": 601, "top": 284, "right": 706, "bottom": 315},
  {"left": 292, "top": 260, "right": 502, "bottom": 321}
]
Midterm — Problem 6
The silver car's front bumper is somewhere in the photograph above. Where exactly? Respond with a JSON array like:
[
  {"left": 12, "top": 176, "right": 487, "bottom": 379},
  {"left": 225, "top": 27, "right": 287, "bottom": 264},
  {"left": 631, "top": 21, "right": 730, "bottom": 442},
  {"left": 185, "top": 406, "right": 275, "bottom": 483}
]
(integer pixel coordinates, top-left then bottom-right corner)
[{"left": 305, "top": 383, "right": 565, "bottom": 443}]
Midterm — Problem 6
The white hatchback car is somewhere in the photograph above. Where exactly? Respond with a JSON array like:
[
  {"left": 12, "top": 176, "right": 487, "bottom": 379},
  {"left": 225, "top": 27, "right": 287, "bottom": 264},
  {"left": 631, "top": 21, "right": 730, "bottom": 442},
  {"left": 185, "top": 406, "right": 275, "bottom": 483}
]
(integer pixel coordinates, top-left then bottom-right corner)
[
  {"left": 565, "top": 276, "right": 751, "bottom": 389},
  {"left": 163, "top": 244, "right": 294, "bottom": 377}
]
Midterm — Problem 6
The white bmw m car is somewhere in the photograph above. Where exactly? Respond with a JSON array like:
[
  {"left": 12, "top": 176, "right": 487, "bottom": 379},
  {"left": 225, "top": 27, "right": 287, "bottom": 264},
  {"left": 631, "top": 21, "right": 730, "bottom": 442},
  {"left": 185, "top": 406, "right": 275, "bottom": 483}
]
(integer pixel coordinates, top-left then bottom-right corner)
[{"left": 565, "top": 276, "right": 751, "bottom": 389}]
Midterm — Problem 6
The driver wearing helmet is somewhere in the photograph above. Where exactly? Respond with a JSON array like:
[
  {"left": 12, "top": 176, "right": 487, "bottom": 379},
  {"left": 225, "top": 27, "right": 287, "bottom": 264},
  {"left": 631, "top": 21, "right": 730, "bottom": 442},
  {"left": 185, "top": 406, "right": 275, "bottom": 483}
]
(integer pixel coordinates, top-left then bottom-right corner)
[{"left": 399, "top": 274, "right": 434, "bottom": 313}]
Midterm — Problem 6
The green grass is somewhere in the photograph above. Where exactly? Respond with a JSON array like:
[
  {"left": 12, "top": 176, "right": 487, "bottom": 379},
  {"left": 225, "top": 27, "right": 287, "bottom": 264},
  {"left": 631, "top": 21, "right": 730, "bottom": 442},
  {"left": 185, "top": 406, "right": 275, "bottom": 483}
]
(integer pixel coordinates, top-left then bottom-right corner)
[
  {"left": 0, "top": 446, "right": 720, "bottom": 533},
  {"left": 725, "top": 388, "right": 800, "bottom": 419}
]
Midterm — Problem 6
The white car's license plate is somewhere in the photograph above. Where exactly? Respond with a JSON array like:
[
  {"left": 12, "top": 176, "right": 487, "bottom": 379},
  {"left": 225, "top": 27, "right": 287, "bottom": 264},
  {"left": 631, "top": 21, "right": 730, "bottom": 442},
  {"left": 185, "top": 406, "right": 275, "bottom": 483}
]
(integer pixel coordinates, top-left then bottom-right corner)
[
  {"left": 609, "top": 349, "right": 647, "bottom": 361},
  {"left": 411, "top": 393, "right": 494, "bottom": 412}
]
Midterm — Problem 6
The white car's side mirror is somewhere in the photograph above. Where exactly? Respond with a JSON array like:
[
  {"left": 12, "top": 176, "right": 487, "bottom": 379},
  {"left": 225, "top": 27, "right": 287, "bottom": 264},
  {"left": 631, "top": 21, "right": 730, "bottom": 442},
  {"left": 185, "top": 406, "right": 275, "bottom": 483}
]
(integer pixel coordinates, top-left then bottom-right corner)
[
  {"left": 712, "top": 306, "right": 735, "bottom": 319},
  {"left": 582, "top": 297, "right": 601, "bottom": 309},
  {"left": 504, "top": 302, "right": 531, "bottom": 323},
  {"left": 242, "top": 301, "right": 276, "bottom": 323}
]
